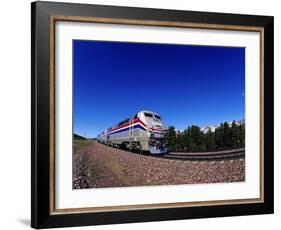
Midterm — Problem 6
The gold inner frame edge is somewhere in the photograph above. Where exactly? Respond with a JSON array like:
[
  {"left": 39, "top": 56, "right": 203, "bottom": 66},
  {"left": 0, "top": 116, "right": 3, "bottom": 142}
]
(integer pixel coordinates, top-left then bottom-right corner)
[{"left": 49, "top": 15, "right": 264, "bottom": 215}]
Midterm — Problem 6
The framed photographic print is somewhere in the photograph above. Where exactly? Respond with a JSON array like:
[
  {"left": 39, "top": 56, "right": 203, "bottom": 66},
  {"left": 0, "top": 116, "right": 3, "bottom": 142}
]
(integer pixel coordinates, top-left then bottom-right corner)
[{"left": 31, "top": 1, "right": 274, "bottom": 228}]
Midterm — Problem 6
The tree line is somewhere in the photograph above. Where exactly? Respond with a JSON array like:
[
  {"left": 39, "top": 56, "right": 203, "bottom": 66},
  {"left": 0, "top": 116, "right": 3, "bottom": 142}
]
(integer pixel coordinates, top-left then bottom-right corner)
[{"left": 166, "top": 121, "right": 245, "bottom": 152}]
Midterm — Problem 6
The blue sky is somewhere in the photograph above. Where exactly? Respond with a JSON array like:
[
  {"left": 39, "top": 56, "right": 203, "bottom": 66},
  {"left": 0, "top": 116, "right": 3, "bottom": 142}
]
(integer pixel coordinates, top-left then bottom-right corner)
[{"left": 73, "top": 40, "right": 245, "bottom": 138}]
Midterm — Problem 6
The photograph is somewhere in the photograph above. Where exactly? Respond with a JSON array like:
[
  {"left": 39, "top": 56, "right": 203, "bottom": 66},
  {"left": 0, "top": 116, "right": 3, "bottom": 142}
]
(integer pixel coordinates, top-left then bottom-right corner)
[{"left": 72, "top": 40, "right": 246, "bottom": 189}]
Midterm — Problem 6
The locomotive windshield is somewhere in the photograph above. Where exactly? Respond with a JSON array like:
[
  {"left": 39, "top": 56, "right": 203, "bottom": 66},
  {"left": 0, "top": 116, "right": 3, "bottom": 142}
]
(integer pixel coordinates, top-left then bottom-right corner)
[
  {"left": 144, "top": 113, "right": 153, "bottom": 117},
  {"left": 154, "top": 115, "right": 161, "bottom": 120},
  {"left": 144, "top": 112, "right": 162, "bottom": 120}
]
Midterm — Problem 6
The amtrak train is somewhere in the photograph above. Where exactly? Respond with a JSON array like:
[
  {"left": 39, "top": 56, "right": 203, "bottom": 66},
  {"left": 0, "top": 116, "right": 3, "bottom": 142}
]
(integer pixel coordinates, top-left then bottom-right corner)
[{"left": 97, "top": 111, "right": 168, "bottom": 154}]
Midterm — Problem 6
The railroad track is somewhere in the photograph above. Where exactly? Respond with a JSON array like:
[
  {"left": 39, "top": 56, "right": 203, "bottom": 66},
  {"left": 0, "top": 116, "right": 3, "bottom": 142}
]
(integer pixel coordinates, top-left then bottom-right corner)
[
  {"left": 159, "top": 149, "right": 245, "bottom": 161},
  {"left": 98, "top": 141, "right": 245, "bottom": 161}
]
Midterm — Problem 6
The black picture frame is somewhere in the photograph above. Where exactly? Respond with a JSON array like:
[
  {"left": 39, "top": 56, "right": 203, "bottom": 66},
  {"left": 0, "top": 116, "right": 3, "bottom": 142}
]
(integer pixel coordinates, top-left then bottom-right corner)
[{"left": 31, "top": 1, "right": 274, "bottom": 228}]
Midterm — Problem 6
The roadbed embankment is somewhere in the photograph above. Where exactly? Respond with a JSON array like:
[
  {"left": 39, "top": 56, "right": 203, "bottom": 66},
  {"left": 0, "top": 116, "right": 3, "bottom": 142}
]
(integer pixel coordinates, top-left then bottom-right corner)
[{"left": 73, "top": 141, "right": 245, "bottom": 189}]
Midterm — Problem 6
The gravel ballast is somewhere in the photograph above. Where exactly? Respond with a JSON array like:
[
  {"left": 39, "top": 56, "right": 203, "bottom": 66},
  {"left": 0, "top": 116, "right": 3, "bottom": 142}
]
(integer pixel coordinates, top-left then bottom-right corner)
[{"left": 73, "top": 141, "right": 245, "bottom": 189}]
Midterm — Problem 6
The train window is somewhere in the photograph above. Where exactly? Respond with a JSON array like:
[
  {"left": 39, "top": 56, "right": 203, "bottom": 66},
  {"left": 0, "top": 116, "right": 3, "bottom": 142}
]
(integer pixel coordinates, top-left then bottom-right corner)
[
  {"left": 144, "top": 113, "right": 153, "bottom": 117},
  {"left": 134, "top": 114, "right": 138, "bottom": 119},
  {"left": 155, "top": 115, "right": 161, "bottom": 120}
]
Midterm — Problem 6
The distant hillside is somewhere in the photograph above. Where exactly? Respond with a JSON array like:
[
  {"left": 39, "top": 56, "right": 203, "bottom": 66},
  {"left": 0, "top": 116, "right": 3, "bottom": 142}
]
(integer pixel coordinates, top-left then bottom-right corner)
[{"left": 74, "top": 133, "right": 87, "bottom": 140}]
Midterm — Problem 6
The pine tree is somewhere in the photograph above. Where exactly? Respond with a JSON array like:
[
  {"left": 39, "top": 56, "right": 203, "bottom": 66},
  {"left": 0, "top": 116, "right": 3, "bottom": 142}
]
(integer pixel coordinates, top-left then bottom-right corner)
[
  {"left": 166, "top": 126, "right": 177, "bottom": 151},
  {"left": 222, "top": 122, "right": 231, "bottom": 147},
  {"left": 215, "top": 123, "right": 224, "bottom": 149},
  {"left": 205, "top": 130, "right": 216, "bottom": 151},
  {"left": 238, "top": 123, "right": 245, "bottom": 146},
  {"left": 230, "top": 120, "right": 239, "bottom": 147}
]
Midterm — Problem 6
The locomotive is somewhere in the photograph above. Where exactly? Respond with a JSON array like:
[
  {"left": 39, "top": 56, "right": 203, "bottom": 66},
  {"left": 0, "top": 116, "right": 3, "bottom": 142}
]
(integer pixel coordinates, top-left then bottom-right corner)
[{"left": 97, "top": 111, "right": 168, "bottom": 154}]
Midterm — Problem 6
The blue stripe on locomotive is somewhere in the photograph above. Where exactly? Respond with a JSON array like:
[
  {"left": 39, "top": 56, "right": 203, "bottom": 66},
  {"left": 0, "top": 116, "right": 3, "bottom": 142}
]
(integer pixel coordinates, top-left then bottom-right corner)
[{"left": 109, "top": 124, "right": 146, "bottom": 136}]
